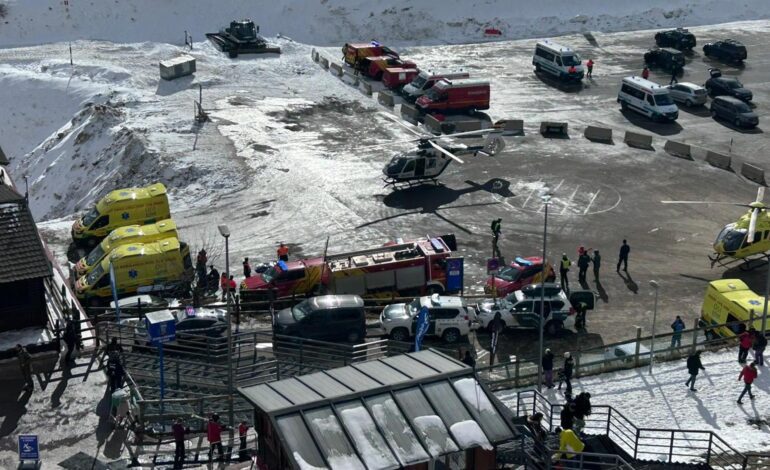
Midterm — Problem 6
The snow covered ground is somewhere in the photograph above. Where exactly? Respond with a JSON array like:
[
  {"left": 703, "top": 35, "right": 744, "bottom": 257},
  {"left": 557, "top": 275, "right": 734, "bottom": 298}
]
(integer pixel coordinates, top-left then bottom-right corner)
[
  {"left": 1, "top": 0, "right": 770, "bottom": 47},
  {"left": 496, "top": 348, "right": 770, "bottom": 455}
]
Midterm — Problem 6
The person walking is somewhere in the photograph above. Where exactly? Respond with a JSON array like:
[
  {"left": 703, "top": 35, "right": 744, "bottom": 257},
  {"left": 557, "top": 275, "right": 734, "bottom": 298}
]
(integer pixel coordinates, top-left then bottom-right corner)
[
  {"left": 573, "top": 392, "right": 592, "bottom": 436},
  {"left": 172, "top": 417, "right": 190, "bottom": 468},
  {"left": 616, "top": 240, "right": 630, "bottom": 272},
  {"left": 560, "top": 254, "right": 572, "bottom": 292},
  {"left": 558, "top": 352, "right": 574, "bottom": 398},
  {"left": 207, "top": 265, "right": 220, "bottom": 293},
  {"left": 575, "top": 302, "right": 588, "bottom": 330},
  {"left": 526, "top": 412, "right": 547, "bottom": 456},
  {"left": 671, "top": 316, "right": 686, "bottom": 348},
  {"left": 592, "top": 250, "right": 601, "bottom": 281},
  {"left": 207, "top": 414, "right": 226, "bottom": 462},
  {"left": 488, "top": 312, "right": 504, "bottom": 364},
  {"left": 63, "top": 318, "right": 77, "bottom": 364},
  {"left": 560, "top": 401, "right": 576, "bottom": 430},
  {"left": 641, "top": 66, "right": 650, "bottom": 80},
  {"left": 238, "top": 420, "right": 250, "bottom": 461},
  {"left": 586, "top": 59, "right": 594, "bottom": 78},
  {"left": 277, "top": 242, "right": 289, "bottom": 262},
  {"left": 196, "top": 249, "right": 208, "bottom": 286},
  {"left": 753, "top": 330, "right": 767, "bottom": 366},
  {"left": 542, "top": 349, "right": 555, "bottom": 388},
  {"left": 107, "top": 356, "right": 124, "bottom": 392},
  {"left": 577, "top": 251, "right": 591, "bottom": 283},
  {"left": 491, "top": 218, "right": 502, "bottom": 258},
  {"left": 685, "top": 351, "right": 704, "bottom": 391},
  {"left": 739, "top": 328, "right": 754, "bottom": 364},
  {"left": 220, "top": 273, "right": 229, "bottom": 301},
  {"left": 243, "top": 258, "right": 251, "bottom": 278},
  {"left": 556, "top": 427, "right": 585, "bottom": 463},
  {"left": 737, "top": 362, "right": 758, "bottom": 404},
  {"left": 670, "top": 68, "right": 679, "bottom": 85},
  {"left": 461, "top": 350, "right": 476, "bottom": 368},
  {"left": 16, "top": 344, "right": 33, "bottom": 392}
]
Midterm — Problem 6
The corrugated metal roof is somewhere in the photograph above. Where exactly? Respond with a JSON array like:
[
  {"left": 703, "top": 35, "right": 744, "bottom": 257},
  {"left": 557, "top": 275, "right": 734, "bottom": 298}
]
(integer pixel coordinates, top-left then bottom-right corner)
[{"left": 0, "top": 189, "right": 52, "bottom": 284}]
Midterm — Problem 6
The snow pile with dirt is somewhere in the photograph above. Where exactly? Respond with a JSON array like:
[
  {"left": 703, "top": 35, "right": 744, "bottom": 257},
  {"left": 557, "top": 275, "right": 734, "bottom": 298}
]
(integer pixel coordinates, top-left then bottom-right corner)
[
  {"left": 1, "top": 0, "right": 770, "bottom": 47},
  {"left": 496, "top": 348, "right": 770, "bottom": 454}
]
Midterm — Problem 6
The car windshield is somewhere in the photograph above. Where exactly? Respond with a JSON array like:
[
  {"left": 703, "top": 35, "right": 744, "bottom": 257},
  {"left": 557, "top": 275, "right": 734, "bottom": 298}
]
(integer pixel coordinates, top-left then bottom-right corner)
[
  {"left": 425, "top": 87, "right": 444, "bottom": 101},
  {"left": 562, "top": 54, "right": 581, "bottom": 66},
  {"left": 410, "top": 75, "right": 427, "bottom": 89},
  {"left": 86, "top": 264, "right": 105, "bottom": 286},
  {"left": 725, "top": 80, "right": 743, "bottom": 89},
  {"left": 496, "top": 266, "right": 522, "bottom": 282},
  {"left": 654, "top": 94, "right": 674, "bottom": 106},
  {"left": 735, "top": 102, "right": 752, "bottom": 113},
  {"left": 82, "top": 207, "right": 100, "bottom": 226},
  {"left": 291, "top": 300, "right": 313, "bottom": 321},
  {"left": 261, "top": 266, "right": 280, "bottom": 283},
  {"left": 694, "top": 89, "right": 707, "bottom": 95},
  {"left": 85, "top": 244, "right": 106, "bottom": 266}
]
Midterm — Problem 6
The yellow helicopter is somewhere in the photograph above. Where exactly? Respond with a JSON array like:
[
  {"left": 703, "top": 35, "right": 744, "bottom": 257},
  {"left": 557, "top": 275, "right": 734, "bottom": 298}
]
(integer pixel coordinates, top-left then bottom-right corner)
[{"left": 663, "top": 187, "right": 770, "bottom": 269}]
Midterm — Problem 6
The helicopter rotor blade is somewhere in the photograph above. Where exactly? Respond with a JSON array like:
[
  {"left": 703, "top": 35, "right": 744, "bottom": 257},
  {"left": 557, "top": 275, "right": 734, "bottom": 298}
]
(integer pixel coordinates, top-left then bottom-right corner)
[
  {"left": 378, "top": 112, "right": 427, "bottom": 138},
  {"left": 443, "top": 128, "right": 500, "bottom": 139},
  {"left": 660, "top": 200, "right": 751, "bottom": 206},
  {"left": 757, "top": 187, "right": 765, "bottom": 203},
  {"left": 429, "top": 140, "right": 464, "bottom": 164},
  {"left": 748, "top": 208, "right": 759, "bottom": 244}
]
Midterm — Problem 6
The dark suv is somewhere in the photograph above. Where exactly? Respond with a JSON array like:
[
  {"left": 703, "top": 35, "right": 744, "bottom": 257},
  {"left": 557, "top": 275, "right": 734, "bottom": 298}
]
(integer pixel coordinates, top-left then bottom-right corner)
[
  {"left": 703, "top": 39, "right": 747, "bottom": 63},
  {"left": 710, "top": 96, "right": 759, "bottom": 128},
  {"left": 644, "top": 48, "right": 685, "bottom": 73},
  {"left": 705, "top": 68, "right": 752, "bottom": 102},
  {"left": 655, "top": 28, "right": 696, "bottom": 50},
  {"left": 274, "top": 295, "right": 366, "bottom": 343}
]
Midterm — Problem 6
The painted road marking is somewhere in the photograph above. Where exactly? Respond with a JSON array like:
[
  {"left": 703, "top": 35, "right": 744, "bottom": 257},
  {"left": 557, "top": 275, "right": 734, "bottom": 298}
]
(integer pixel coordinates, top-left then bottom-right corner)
[
  {"left": 560, "top": 185, "right": 580, "bottom": 215},
  {"left": 583, "top": 190, "right": 600, "bottom": 215}
]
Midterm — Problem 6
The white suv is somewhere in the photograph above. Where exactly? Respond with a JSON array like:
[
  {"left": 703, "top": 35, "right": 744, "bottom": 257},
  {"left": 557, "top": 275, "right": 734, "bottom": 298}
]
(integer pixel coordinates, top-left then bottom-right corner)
[
  {"left": 476, "top": 283, "right": 576, "bottom": 335},
  {"left": 378, "top": 294, "right": 478, "bottom": 343}
]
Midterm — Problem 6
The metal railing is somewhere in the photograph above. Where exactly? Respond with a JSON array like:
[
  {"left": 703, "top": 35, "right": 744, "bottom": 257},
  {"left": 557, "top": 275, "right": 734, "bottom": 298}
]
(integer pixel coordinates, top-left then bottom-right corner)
[
  {"left": 514, "top": 390, "right": 746, "bottom": 469},
  {"left": 743, "top": 453, "right": 770, "bottom": 469}
]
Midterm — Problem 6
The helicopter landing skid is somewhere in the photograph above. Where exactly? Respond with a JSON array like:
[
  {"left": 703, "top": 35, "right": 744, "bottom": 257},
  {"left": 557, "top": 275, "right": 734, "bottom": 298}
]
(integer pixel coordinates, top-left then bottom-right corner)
[
  {"left": 382, "top": 177, "right": 441, "bottom": 189},
  {"left": 710, "top": 253, "right": 770, "bottom": 271}
]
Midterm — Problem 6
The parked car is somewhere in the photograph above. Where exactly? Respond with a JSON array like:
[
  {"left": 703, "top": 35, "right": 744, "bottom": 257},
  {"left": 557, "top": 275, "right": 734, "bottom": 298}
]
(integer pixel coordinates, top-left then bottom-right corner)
[
  {"left": 710, "top": 96, "right": 759, "bottom": 128},
  {"left": 664, "top": 82, "right": 708, "bottom": 107},
  {"left": 705, "top": 68, "right": 752, "bottom": 101},
  {"left": 475, "top": 283, "right": 577, "bottom": 335},
  {"left": 644, "top": 48, "right": 685, "bottom": 73},
  {"left": 130, "top": 308, "right": 228, "bottom": 349},
  {"left": 107, "top": 294, "right": 168, "bottom": 315},
  {"left": 703, "top": 39, "right": 747, "bottom": 63},
  {"left": 377, "top": 294, "right": 478, "bottom": 344},
  {"left": 273, "top": 295, "right": 366, "bottom": 343},
  {"left": 655, "top": 28, "right": 696, "bottom": 50},
  {"left": 617, "top": 76, "right": 679, "bottom": 122},
  {"left": 485, "top": 257, "right": 556, "bottom": 296}
]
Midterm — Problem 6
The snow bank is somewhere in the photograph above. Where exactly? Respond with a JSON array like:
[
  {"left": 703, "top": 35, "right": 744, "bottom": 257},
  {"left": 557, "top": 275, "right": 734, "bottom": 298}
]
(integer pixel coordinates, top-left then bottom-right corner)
[
  {"left": 1, "top": 0, "right": 770, "bottom": 48},
  {"left": 413, "top": 415, "right": 459, "bottom": 457},
  {"left": 339, "top": 405, "right": 400, "bottom": 469},
  {"left": 449, "top": 420, "right": 493, "bottom": 451}
]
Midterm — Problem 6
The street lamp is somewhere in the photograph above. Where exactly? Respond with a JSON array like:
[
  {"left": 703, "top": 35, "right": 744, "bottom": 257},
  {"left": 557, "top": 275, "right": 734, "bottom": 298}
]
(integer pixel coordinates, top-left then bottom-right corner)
[
  {"left": 217, "top": 224, "right": 234, "bottom": 443},
  {"left": 649, "top": 280, "right": 660, "bottom": 374},
  {"left": 537, "top": 189, "right": 552, "bottom": 393}
]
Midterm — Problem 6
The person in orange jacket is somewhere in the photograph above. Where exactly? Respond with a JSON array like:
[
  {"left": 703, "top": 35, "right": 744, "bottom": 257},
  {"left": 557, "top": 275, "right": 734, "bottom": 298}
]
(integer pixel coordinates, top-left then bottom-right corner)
[
  {"left": 738, "top": 362, "right": 758, "bottom": 404},
  {"left": 277, "top": 242, "right": 289, "bottom": 262}
]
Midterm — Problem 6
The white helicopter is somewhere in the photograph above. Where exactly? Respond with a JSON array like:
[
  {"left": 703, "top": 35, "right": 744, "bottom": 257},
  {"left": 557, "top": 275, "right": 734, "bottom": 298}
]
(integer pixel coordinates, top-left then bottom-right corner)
[{"left": 377, "top": 115, "right": 505, "bottom": 187}]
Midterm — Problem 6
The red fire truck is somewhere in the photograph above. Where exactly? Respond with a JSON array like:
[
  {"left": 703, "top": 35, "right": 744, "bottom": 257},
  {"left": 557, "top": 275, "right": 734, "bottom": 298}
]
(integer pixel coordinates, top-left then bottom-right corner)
[
  {"left": 239, "top": 235, "right": 458, "bottom": 302},
  {"left": 382, "top": 67, "right": 420, "bottom": 90},
  {"left": 416, "top": 78, "right": 490, "bottom": 113}
]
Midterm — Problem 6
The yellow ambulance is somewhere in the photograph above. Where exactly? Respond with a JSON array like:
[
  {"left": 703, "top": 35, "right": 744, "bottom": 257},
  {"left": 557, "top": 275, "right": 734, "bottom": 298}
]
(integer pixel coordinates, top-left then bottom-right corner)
[
  {"left": 75, "top": 238, "right": 192, "bottom": 306},
  {"left": 75, "top": 219, "right": 178, "bottom": 277},
  {"left": 71, "top": 183, "right": 171, "bottom": 247},
  {"left": 700, "top": 279, "right": 765, "bottom": 337}
]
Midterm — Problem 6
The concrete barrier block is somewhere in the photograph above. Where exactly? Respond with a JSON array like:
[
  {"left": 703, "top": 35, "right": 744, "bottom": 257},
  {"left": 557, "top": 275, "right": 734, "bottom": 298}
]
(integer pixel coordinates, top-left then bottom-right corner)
[
  {"left": 741, "top": 162, "right": 767, "bottom": 185},
  {"left": 705, "top": 150, "right": 732, "bottom": 170},
  {"left": 663, "top": 140, "right": 692, "bottom": 160},
  {"left": 342, "top": 70, "right": 359, "bottom": 86},
  {"left": 624, "top": 131, "right": 654, "bottom": 150},
  {"left": 450, "top": 121, "right": 483, "bottom": 134},
  {"left": 540, "top": 121, "right": 569, "bottom": 137},
  {"left": 360, "top": 81, "right": 373, "bottom": 96},
  {"left": 329, "top": 62, "right": 343, "bottom": 77},
  {"left": 311, "top": 48, "right": 318, "bottom": 62},
  {"left": 400, "top": 104, "right": 421, "bottom": 125},
  {"left": 378, "top": 90, "right": 396, "bottom": 107},
  {"left": 319, "top": 56, "right": 329, "bottom": 69},
  {"left": 424, "top": 114, "right": 443, "bottom": 135},
  {"left": 494, "top": 119, "right": 523, "bottom": 136},
  {"left": 584, "top": 126, "right": 613, "bottom": 143}
]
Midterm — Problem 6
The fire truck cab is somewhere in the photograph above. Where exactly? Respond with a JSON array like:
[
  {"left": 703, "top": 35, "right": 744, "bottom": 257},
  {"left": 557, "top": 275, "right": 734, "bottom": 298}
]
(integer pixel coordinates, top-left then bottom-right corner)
[{"left": 416, "top": 78, "right": 490, "bottom": 113}]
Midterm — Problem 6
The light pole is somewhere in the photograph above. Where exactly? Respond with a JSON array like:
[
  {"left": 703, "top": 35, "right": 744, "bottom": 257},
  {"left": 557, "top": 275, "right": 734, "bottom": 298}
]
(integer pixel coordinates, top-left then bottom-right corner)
[
  {"left": 537, "top": 190, "right": 552, "bottom": 392},
  {"left": 649, "top": 280, "right": 659, "bottom": 374},
  {"left": 218, "top": 224, "right": 234, "bottom": 443}
]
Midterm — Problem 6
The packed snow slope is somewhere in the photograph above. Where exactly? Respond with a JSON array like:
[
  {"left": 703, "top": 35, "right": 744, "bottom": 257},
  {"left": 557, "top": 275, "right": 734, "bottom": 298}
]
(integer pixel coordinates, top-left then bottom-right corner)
[{"left": 1, "top": 0, "right": 770, "bottom": 47}]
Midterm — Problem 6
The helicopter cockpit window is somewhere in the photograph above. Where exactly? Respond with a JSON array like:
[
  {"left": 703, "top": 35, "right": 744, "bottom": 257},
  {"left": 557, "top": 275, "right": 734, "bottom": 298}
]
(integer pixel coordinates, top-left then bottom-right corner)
[
  {"left": 721, "top": 229, "right": 746, "bottom": 252},
  {"left": 426, "top": 159, "right": 437, "bottom": 169},
  {"left": 403, "top": 160, "right": 415, "bottom": 173},
  {"left": 387, "top": 158, "right": 408, "bottom": 173}
]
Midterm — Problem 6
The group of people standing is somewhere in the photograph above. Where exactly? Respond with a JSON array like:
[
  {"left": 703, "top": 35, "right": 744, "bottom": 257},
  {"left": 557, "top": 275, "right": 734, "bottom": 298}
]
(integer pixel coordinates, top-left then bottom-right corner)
[
  {"left": 558, "top": 240, "right": 631, "bottom": 291},
  {"left": 172, "top": 414, "right": 252, "bottom": 467},
  {"left": 542, "top": 349, "right": 574, "bottom": 398},
  {"left": 525, "top": 392, "right": 593, "bottom": 464}
]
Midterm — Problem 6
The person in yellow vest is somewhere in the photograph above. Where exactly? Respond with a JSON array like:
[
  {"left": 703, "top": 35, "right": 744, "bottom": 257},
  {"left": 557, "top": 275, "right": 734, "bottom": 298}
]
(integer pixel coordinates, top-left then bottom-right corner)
[
  {"left": 559, "top": 254, "right": 572, "bottom": 292},
  {"left": 553, "top": 427, "right": 585, "bottom": 462}
]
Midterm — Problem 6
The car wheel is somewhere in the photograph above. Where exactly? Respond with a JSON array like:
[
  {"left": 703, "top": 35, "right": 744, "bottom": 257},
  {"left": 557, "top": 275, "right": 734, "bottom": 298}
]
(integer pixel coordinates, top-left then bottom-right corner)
[
  {"left": 346, "top": 330, "right": 362, "bottom": 343},
  {"left": 442, "top": 328, "right": 461, "bottom": 344},
  {"left": 685, "top": 99, "right": 693, "bottom": 107},
  {"left": 734, "top": 118, "right": 742, "bottom": 128},
  {"left": 710, "top": 109, "right": 717, "bottom": 117},
  {"left": 620, "top": 101, "right": 628, "bottom": 111},
  {"left": 535, "top": 63, "right": 541, "bottom": 73},
  {"left": 390, "top": 327, "right": 410, "bottom": 342},
  {"left": 545, "top": 320, "right": 562, "bottom": 336}
]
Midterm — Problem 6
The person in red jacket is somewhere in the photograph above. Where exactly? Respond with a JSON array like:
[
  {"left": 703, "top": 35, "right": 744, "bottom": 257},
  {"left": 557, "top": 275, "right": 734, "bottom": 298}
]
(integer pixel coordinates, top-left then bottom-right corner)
[
  {"left": 641, "top": 66, "right": 650, "bottom": 80},
  {"left": 738, "top": 362, "right": 758, "bottom": 404},
  {"left": 739, "top": 328, "right": 754, "bottom": 364},
  {"left": 238, "top": 420, "right": 250, "bottom": 461},
  {"left": 586, "top": 59, "right": 594, "bottom": 78},
  {"left": 207, "top": 414, "right": 227, "bottom": 462}
]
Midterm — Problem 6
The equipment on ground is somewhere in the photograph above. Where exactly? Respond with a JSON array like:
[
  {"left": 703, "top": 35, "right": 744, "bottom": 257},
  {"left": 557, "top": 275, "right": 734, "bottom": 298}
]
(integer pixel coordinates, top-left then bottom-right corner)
[
  {"left": 662, "top": 187, "right": 770, "bottom": 269},
  {"left": 206, "top": 19, "right": 281, "bottom": 58}
]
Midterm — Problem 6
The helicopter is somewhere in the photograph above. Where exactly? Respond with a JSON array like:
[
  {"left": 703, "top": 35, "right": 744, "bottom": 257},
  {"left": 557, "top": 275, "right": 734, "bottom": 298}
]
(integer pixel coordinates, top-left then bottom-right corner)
[
  {"left": 376, "top": 115, "right": 505, "bottom": 187},
  {"left": 662, "top": 187, "right": 770, "bottom": 269}
]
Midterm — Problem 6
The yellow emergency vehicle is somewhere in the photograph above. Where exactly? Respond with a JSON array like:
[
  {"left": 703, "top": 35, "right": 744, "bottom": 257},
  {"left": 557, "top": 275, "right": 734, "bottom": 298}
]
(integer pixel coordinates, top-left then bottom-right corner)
[
  {"left": 75, "top": 219, "right": 178, "bottom": 276},
  {"left": 700, "top": 279, "right": 765, "bottom": 337},
  {"left": 75, "top": 238, "right": 192, "bottom": 306},
  {"left": 71, "top": 183, "right": 170, "bottom": 247}
]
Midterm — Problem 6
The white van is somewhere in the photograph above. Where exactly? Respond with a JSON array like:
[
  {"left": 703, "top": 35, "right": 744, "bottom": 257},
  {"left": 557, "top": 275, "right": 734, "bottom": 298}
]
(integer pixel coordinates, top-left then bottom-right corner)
[
  {"left": 402, "top": 69, "right": 470, "bottom": 102},
  {"left": 617, "top": 76, "right": 679, "bottom": 122},
  {"left": 532, "top": 40, "right": 584, "bottom": 81}
]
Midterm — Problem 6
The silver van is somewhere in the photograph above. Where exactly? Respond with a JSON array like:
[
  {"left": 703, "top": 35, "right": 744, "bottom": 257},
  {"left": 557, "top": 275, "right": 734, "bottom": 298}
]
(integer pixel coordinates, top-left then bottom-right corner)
[{"left": 402, "top": 70, "right": 470, "bottom": 102}]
